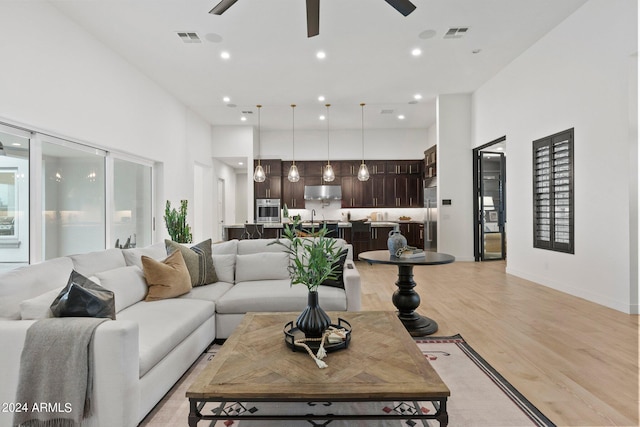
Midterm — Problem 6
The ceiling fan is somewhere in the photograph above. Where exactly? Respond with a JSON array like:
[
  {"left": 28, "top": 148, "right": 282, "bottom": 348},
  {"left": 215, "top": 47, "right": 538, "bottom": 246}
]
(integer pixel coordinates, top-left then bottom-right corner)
[{"left": 209, "top": 0, "right": 416, "bottom": 38}]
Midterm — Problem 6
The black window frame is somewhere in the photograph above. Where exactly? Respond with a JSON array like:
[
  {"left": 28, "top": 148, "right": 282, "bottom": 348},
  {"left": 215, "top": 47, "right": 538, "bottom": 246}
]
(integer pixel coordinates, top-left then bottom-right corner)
[{"left": 532, "top": 128, "right": 574, "bottom": 254}]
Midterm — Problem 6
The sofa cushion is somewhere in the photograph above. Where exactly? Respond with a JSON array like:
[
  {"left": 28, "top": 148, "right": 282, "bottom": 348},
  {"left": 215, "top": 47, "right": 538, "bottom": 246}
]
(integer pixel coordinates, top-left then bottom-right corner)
[
  {"left": 235, "top": 252, "right": 290, "bottom": 282},
  {"left": 141, "top": 251, "right": 192, "bottom": 301},
  {"left": 165, "top": 239, "right": 217, "bottom": 287},
  {"left": 212, "top": 254, "right": 235, "bottom": 284},
  {"left": 116, "top": 298, "right": 215, "bottom": 377},
  {"left": 216, "top": 279, "right": 347, "bottom": 314},
  {"left": 122, "top": 242, "right": 166, "bottom": 269},
  {"left": 237, "top": 239, "right": 288, "bottom": 255},
  {"left": 70, "top": 248, "right": 126, "bottom": 277},
  {"left": 19, "top": 287, "right": 62, "bottom": 319},
  {"left": 95, "top": 266, "right": 148, "bottom": 313},
  {"left": 180, "top": 281, "right": 233, "bottom": 302},
  {"left": 0, "top": 257, "right": 74, "bottom": 320},
  {"left": 212, "top": 239, "right": 238, "bottom": 255}
]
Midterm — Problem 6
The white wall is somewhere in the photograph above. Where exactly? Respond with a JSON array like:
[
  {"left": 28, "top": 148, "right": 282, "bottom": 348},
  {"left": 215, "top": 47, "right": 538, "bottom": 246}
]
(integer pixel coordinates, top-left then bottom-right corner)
[
  {"left": 260, "top": 128, "right": 429, "bottom": 161},
  {"left": 436, "top": 94, "right": 475, "bottom": 261},
  {"left": 472, "top": 0, "right": 638, "bottom": 313},
  {"left": 0, "top": 1, "right": 214, "bottom": 245}
]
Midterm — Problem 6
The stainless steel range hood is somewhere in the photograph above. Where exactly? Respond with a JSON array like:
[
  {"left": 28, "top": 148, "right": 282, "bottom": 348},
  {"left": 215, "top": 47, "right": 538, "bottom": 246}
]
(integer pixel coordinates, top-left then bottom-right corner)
[{"left": 303, "top": 185, "right": 342, "bottom": 201}]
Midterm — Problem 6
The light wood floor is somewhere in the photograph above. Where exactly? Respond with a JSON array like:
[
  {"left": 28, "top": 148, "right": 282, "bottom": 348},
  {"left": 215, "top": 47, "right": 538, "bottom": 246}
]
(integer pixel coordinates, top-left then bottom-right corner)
[{"left": 355, "top": 260, "right": 639, "bottom": 427}]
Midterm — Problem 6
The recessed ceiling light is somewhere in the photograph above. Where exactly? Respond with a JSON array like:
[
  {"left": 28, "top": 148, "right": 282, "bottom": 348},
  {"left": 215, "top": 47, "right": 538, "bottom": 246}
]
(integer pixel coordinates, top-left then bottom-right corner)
[
  {"left": 223, "top": 96, "right": 230, "bottom": 103},
  {"left": 319, "top": 115, "right": 326, "bottom": 120},
  {"left": 411, "top": 48, "right": 422, "bottom": 57},
  {"left": 414, "top": 94, "right": 422, "bottom": 100},
  {"left": 220, "top": 51, "right": 230, "bottom": 59},
  {"left": 240, "top": 116, "right": 247, "bottom": 121},
  {"left": 316, "top": 51, "right": 326, "bottom": 59},
  {"left": 318, "top": 95, "right": 325, "bottom": 101},
  {"left": 398, "top": 115, "right": 406, "bottom": 120}
]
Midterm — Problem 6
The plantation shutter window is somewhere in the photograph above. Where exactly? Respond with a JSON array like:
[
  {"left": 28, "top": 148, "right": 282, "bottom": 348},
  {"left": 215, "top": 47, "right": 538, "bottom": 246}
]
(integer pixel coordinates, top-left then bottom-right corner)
[{"left": 532, "top": 129, "right": 574, "bottom": 254}]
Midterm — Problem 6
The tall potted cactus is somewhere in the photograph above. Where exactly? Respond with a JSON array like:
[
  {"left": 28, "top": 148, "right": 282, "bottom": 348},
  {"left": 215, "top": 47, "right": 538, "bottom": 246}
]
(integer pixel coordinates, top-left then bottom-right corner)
[{"left": 164, "top": 199, "right": 192, "bottom": 243}]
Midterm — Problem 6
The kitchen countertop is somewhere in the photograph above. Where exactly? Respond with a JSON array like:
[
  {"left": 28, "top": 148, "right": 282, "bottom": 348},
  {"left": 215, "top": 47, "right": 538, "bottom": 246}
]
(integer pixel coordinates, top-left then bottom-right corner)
[{"left": 224, "top": 220, "right": 423, "bottom": 229}]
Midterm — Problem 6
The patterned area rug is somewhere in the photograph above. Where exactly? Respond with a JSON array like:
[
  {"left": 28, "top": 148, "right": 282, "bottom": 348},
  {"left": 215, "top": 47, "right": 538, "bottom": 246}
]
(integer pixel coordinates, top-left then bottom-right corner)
[{"left": 140, "top": 334, "right": 555, "bottom": 427}]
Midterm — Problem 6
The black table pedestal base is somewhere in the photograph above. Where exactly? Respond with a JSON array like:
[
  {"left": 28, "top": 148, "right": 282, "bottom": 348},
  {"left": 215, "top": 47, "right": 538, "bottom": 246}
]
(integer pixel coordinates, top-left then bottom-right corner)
[
  {"left": 397, "top": 312, "right": 439, "bottom": 336},
  {"left": 393, "top": 264, "right": 438, "bottom": 336}
]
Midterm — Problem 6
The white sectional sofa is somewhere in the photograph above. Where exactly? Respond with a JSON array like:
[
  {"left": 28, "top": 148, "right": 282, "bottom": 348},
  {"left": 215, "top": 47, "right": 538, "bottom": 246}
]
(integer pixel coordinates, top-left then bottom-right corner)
[{"left": 0, "top": 238, "right": 360, "bottom": 427}]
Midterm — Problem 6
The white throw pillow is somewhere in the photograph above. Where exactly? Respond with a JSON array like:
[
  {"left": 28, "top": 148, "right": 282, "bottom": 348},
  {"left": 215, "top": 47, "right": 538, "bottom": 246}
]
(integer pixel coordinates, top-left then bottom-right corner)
[
  {"left": 19, "top": 287, "right": 63, "bottom": 320},
  {"left": 235, "top": 252, "right": 290, "bottom": 282},
  {"left": 212, "top": 254, "right": 236, "bottom": 283},
  {"left": 95, "top": 265, "right": 148, "bottom": 313},
  {"left": 122, "top": 242, "right": 166, "bottom": 269},
  {"left": 212, "top": 239, "right": 238, "bottom": 255}
]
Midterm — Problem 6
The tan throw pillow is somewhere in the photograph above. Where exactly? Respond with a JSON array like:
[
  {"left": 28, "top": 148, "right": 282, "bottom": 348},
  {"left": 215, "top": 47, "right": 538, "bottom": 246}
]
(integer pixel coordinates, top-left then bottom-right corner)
[
  {"left": 165, "top": 239, "right": 217, "bottom": 287},
  {"left": 141, "top": 250, "right": 192, "bottom": 301}
]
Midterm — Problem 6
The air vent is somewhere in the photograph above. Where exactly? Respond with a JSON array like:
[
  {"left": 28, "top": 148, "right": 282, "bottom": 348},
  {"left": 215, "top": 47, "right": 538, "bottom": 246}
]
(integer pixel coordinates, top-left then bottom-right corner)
[
  {"left": 241, "top": 110, "right": 254, "bottom": 115},
  {"left": 380, "top": 109, "right": 395, "bottom": 115},
  {"left": 176, "top": 32, "right": 202, "bottom": 43},
  {"left": 444, "top": 27, "right": 469, "bottom": 39}
]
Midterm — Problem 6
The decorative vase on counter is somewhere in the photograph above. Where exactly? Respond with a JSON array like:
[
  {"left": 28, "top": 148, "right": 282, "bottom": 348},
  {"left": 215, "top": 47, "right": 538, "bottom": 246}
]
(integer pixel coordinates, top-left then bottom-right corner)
[
  {"left": 387, "top": 225, "right": 407, "bottom": 257},
  {"left": 297, "top": 291, "right": 331, "bottom": 339}
]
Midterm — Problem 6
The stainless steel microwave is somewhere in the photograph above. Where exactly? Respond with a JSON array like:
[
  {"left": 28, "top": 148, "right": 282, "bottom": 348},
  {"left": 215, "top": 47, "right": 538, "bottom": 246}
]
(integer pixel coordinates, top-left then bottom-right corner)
[{"left": 256, "top": 199, "right": 281, "bottom": 223}]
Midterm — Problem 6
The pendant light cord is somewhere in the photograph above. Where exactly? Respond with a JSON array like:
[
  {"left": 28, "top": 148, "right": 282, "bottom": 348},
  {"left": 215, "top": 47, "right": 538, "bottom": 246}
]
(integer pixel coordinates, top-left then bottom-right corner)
[
  {"left": 291, "top": 104, "right": 296, "bottom": 165},
  {"left": 326, "top": 104, "right": 330, "bottom": 165},
  {"left": 257, "top": 104, "right": 262, "bottom": 166},
  {"left": 361, "top": 103, "right": 365, "bottom": 162}
]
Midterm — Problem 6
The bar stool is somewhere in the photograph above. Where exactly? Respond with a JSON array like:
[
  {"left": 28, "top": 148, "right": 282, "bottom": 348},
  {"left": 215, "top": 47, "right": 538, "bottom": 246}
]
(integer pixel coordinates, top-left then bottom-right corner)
[{"left": 243, "top": 223, "right": 264, "bottom": 239}]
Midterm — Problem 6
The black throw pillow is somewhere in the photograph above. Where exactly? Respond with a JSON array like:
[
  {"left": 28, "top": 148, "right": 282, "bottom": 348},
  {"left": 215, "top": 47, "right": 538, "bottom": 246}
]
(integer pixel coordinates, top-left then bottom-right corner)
[
  {"left": 321, "top": 249, "right": 349, "bottom": 289},
  {"left": 50, "top": 270, "right": 116, "bottom": 320}
]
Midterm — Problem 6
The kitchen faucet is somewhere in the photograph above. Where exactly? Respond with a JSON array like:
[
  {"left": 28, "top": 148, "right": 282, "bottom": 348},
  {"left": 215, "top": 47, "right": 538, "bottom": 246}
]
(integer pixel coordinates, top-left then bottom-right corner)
[{"left": 311, "top": 209, "right": 316, "bottom": 224}]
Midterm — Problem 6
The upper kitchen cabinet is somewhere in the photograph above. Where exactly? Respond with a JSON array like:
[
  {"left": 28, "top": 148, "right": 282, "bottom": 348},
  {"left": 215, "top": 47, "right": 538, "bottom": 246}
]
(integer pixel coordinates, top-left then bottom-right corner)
[
  {"left": 253, "top": 159, "right": 282, "bottom": 199},
  {"left": 341, "top": 175, "right": 376, "bottom": 208},
  {"left": 424, "top": 146, "right": 437, "bottom": 179},
  {"left": 368, "top": 160, "right": 387, "bottom": 175},
  {"left": 387, "top": 160, "right": 423, "bottom": 175}
]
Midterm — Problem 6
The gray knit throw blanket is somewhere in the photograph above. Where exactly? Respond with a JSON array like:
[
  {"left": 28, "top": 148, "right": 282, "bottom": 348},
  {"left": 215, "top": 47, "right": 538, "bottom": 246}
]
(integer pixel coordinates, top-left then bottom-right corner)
[{"left": 13, "top": 317, "right": 108, "bottom": 427}]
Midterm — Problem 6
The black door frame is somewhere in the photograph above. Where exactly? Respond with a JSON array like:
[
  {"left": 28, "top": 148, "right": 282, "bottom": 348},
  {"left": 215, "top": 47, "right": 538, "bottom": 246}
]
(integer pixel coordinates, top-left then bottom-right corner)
[{"left": 473, "top": 136, "right": 507, "bottom": 261}]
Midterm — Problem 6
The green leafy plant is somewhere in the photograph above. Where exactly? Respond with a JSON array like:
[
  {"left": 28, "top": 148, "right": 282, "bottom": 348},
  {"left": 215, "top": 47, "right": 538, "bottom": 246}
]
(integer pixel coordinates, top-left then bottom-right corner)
[
  {"left": 164, "top": 199, "right": 192, "bottom": 243},
  {"left": 271, "top": 218, "right": 341, "bottom": 292}
]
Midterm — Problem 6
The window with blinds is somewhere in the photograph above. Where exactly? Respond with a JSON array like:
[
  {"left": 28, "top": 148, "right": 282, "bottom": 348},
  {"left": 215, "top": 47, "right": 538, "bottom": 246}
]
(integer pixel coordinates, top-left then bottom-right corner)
[{"left": 532, "top": 129, "right": 574, "bottom": 254}]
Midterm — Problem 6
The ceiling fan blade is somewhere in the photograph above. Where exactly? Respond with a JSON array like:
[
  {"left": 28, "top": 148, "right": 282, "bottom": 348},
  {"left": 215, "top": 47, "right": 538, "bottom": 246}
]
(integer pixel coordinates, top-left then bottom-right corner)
[
  {"left": 209, "top": 0, "right": 238, "bottom": 15},
  {"left": 306, "top": 0, "right": 320, "bottom": 37},
  {"left": 384, "top": 0, "right": 416, "bottom": 16}
]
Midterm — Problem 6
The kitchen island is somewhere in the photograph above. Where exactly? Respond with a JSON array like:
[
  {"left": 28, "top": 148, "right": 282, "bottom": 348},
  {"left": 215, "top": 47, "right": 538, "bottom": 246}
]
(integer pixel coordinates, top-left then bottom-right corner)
[{"left": 223, "top": 220, "right": 424, "bottom": 257}]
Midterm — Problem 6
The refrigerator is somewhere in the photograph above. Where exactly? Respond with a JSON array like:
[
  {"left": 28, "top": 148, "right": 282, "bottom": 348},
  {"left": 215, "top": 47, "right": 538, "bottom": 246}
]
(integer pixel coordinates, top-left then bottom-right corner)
[{"left": 424, "top": 186, "right": 437, "bottom": 252}]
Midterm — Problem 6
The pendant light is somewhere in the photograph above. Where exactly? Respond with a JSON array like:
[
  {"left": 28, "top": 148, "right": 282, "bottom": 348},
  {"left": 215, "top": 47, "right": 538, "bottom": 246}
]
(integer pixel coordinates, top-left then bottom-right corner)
[
  {"left": 287, "top": 104, "right": 300, "bottom": 182},
  {"left": 322, "top": 103, "right": 335, "bottom": 182},
  {"left": 253, "top": 104, "right": 266, "bottom": 182},
  {"left": 358, "top": 102, "right": 370, "bottom": 181}
]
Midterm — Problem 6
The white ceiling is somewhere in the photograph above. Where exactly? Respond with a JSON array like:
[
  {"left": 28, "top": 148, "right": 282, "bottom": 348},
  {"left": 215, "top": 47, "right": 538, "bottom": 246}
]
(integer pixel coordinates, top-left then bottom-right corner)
[{"left": 49, "top": 0, "right": 588, "bottom": 131}]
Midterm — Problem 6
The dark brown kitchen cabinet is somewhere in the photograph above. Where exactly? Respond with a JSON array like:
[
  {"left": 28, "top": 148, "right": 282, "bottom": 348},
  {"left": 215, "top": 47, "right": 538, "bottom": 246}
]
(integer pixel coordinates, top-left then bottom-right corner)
[
  {"left": 363, "top": 176, "right": 385, "bottom": 207},
  {"left": 400, "top": 222, "right": 424, "bottom": 248},
  {"left": 339, "top": 160, "right": 361, "bottom": 176},
  {"left": 281, "top": 178, "right": 305, "bottom": 209},
  {"left": 382, "top": 175, "right": 423, "bottom": 208},
  {"left": 368, "top": 160, "right": 387, "bottom": 175},
  {"left": 342, "top": 175, "right": 374, "bottom": 208},
  {"left": 387, "top": 160, "right": 423, "bottom": 175},
  {"left": 253, "top": 159, "right": 282, "bottom": 199},
  {"left": 371, "top": 226, "right": 394, "bottom": 250}
]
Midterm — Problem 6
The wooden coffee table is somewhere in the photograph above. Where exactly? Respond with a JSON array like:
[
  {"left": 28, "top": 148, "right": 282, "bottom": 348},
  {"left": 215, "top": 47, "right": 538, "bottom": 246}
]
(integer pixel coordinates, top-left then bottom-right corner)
[{"left": 186, "top": 311, "right": 450, "bottom": 426}]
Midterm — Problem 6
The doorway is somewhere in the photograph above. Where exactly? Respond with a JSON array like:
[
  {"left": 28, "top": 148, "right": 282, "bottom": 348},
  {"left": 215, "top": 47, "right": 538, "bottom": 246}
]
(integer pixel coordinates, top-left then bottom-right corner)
[
  {"left": 217, "top": 178, "right": 225, "bottom": 241},
  {"left": 473, "top": 137, "right": 507, "bottom": 261}
]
